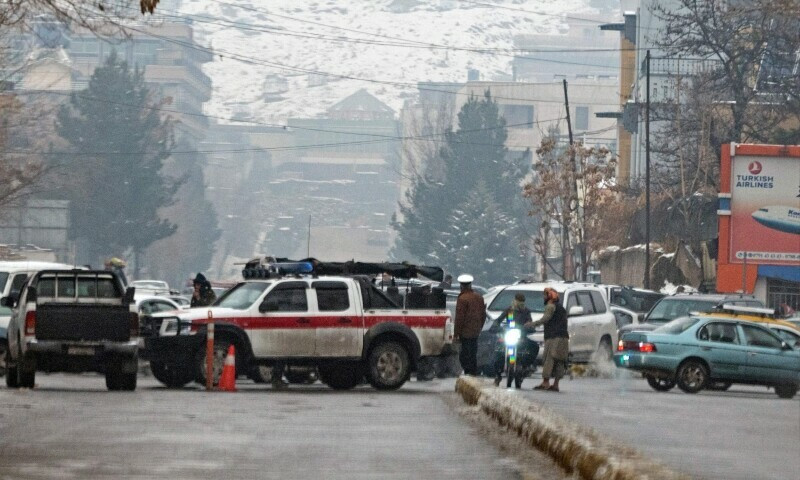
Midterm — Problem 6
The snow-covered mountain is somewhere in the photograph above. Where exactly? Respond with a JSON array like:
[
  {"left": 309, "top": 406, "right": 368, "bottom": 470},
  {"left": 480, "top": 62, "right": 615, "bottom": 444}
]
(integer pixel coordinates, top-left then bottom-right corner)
[{"left": 176, "top": 0, "right": 614, "bottom": 123}]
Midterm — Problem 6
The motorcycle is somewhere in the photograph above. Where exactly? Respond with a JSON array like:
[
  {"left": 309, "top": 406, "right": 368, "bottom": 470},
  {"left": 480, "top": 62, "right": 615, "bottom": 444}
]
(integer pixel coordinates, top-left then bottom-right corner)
[{"left": 498, "top": 320, "right": 533, "bottom": 389}]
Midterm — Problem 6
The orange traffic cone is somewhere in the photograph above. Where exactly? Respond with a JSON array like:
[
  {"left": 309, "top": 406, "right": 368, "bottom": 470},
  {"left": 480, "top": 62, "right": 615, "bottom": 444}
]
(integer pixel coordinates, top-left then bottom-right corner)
[{"left": 218, "top": 345, "right": 237, "bottom": 392}]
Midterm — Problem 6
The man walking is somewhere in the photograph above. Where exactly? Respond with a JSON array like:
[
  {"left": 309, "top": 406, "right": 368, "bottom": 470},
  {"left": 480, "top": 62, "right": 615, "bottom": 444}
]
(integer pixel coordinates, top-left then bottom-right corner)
[
  {"left": 528, "top": 287, "right": 569, "bottom": 392},
  {"left": 454, "top": 274, "right": 485, "bottom": 376}
]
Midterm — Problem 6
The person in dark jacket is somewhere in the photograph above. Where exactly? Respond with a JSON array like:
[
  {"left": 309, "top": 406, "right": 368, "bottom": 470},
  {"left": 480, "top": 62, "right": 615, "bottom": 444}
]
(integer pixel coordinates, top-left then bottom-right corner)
[
  {"left": 454, "top": 274, "right": 486, "bottom": 376},
  {"left": 527, "top": 287, "right": 569, "bottom": 392},
  {"left": 191, "top": 273, "right": 217, "bottom": 308},
  {"left": 491, "top": 293, "right": 539, "bottom": 386}
]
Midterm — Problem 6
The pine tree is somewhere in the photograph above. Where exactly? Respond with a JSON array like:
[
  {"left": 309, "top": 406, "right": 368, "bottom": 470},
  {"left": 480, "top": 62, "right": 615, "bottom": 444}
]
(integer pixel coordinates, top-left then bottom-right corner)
[
  {"left": 395, "top": 92, "right": 531, "bottom": 282},
  {"left": 56, "top": 51, "right": 180, "bottom": 271},
  {"left": 439, "top": 181, "right": 525, "bottom": 284}
]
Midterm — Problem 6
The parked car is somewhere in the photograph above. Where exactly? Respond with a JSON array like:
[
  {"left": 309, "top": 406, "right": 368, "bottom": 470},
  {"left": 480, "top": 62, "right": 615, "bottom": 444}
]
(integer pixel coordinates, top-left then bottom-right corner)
[
  {"left": 135, "top": 296, "right": 184, "bottom": 315},
  {"left": 168, "top": 296, "right": 191, "bottom": 308},
  {"left": 600, "top": 285, "right": 665, "bottom": 314},
  {"left": 611, "top": 305, "right": 640, "bottom": 332},
  {"left": 767, "top": 323, "right": 800, "bottom": 349},
  {"left": 615, "top": 310, "right": 800, "bottom": 398},
  {"left": 478, "top": 282, "right": 617, "bottom": 375},
  {"left": 617, "top": 293, "right": 764, "bottom": 337},
  {"left": 131, "top": 280, "right": 170, "bottom": 297}
]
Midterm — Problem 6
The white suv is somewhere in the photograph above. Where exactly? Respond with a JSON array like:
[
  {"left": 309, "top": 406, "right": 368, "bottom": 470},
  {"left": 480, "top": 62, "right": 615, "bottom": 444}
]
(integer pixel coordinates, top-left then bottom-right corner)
[{"left": 485, "top": 282, "right": 617, "bottom": 363}]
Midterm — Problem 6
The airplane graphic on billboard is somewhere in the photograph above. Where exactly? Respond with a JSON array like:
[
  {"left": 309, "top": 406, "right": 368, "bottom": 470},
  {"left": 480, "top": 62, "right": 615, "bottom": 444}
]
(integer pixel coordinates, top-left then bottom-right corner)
[{"left": 751, "top": 206, "right": 800, "bottom": 235}]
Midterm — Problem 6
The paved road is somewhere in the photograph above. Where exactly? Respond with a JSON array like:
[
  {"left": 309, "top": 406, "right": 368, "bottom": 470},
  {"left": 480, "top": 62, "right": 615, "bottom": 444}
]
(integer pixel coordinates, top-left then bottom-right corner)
[
  {"left": 513, "top": 373, "right": 800, "bottom": 480},
  {"left": 0, "top": 374, "right": 550, "bottom": 480}
]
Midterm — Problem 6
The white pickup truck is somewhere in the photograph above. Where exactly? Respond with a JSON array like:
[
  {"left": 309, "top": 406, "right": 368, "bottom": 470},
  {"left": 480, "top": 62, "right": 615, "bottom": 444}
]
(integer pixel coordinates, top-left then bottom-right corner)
[{"left": 141, "top": 275, "right": 454, "bottom": 390}]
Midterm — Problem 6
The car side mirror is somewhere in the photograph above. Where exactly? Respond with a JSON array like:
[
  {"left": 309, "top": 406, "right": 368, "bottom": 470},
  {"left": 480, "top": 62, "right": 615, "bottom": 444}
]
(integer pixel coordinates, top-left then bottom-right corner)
[
  {"left": 568, "top": 305, "right": 584, "bottom": 317},
  {"left": 0, "top": 295, "right": 15, "bottom": 308},
  {"left": 124, "top": 287, "right": 136, "bottom": 306},
  {"left": 259, "top": 301, "right": 279, "bottom": 313},
  {"left": 781, "top": 341, "right": 793, "bottom": 351}
]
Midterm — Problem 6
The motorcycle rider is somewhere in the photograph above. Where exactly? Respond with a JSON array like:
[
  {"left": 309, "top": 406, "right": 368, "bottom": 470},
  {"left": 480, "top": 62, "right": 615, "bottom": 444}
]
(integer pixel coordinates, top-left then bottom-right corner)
[{"left": 491, "top": 293, "right": 539, "bottom": 386}]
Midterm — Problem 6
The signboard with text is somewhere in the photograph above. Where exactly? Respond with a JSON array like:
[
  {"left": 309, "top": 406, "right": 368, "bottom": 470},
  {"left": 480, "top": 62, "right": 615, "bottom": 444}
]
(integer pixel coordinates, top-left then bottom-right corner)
[{"left": 729, "top": 154, "right": 800, "bottom": 264}]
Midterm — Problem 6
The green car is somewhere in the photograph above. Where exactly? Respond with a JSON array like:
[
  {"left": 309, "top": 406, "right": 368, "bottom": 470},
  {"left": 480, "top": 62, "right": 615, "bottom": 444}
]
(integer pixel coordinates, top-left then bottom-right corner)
[{"left": 614, "top": 315, "right": 800, "bottom": 399}]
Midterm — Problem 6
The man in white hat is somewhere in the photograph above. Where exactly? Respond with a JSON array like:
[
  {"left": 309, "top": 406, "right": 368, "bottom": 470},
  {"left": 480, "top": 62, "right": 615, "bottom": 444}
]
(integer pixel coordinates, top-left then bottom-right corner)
[{"left": 454, "top": 274, "right": 485, "bottom": 375}]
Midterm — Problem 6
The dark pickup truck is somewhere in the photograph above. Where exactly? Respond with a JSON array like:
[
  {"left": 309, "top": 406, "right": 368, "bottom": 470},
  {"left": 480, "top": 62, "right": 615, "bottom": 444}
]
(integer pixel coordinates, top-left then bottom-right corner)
[{"left": 4, "top": 270, "right": 139, "bottom": 390}]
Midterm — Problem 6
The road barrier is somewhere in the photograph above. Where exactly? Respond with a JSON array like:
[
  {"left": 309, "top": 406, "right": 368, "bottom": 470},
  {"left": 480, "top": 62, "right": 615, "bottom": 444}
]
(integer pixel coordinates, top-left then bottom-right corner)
[{"left": 455, "top": 376, "right": 689, "bottom": 480}]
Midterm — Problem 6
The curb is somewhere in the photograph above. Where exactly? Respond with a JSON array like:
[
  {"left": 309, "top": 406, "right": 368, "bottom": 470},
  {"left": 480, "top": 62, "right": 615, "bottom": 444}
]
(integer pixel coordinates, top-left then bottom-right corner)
[{"left": 455, "top": 376, "right": 690, "bottom": 480}]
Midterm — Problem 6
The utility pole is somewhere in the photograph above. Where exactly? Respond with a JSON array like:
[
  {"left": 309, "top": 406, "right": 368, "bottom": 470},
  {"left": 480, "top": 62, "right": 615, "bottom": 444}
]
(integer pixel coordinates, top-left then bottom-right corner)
[
  {"left": 562, "top": 79, "right": 580, "bottom": 281},
  {"left": 644, "top": 50, "right": 651, "bottom": 290}
]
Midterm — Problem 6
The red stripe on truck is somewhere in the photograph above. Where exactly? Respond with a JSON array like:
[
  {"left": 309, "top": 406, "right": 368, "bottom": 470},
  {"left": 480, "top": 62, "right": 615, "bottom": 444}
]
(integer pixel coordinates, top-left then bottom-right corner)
[{"left": 190, "top": 314, "right": 448, "bottom": 330}]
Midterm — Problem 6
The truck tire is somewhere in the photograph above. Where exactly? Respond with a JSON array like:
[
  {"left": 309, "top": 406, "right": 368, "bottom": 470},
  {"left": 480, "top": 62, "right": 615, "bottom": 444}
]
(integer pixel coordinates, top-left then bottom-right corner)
[
  {"left": 319, "top": 363, "right": 361, "bottom": 390},
  {"left": 18, "top": 355, "right": 35, "bottom": 389},
  {"left": 5, "top": 352, "right": 19, "bottom": 388},
  {"left": 106, "top": 360, "right": 137, "bottom": 391},
  {"left": 366, "top": 341, "right": 410, "bottom": 391},
  {"left": 151, "top": 361, "right": 193, "bottom": 388},
  {"left": 195, "top": 340, "right": 233, "bottom": 387}
]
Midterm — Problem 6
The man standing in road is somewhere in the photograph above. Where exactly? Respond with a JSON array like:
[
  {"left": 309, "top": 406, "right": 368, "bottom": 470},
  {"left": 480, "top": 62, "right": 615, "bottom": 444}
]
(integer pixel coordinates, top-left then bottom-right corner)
[
  {"left": 454, "top": 274, "right": 485, "bottom": 376},
  {"left": 528, "top": 287, "right": 569, "bottom": 392}
]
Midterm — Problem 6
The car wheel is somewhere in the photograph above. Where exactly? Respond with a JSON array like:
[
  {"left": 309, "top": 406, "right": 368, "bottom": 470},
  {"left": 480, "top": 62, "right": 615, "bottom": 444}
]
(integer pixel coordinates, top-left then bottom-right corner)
[
  {"left": 367, "top": 342, "right": 410, "bottom": 391},
  {"left": 706, "top": 381, "right": 732, "bottom": 391},
  {"left": 151, "top": 361, "right": 194, "bottom": 388},
  {"left": 646, "top": 374, "right": 676, "bottom": 392},
  {"left": 676, "top": 359, "right": 708, "bottom": 394},
  {"left": 319, "top": 363, "right": 362, "bottom": 390},
  {"left": 775, "top": 383, "right": 798, "bottom": 399},
  {"left": 195, "top": 340, "right": 233, "bottom": 387}
]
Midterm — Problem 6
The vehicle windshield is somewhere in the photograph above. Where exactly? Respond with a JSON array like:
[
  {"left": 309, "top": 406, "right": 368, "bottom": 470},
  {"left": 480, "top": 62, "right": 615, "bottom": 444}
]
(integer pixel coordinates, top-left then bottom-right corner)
[
  {"left": 646, "top": 299, "right": 719, "bottom": 324},
  {"left": 214, "top": 282, "right": 271, "bottom": 310},
  {"left": 0, "top": 272, "right": 8, "bottom": 293},
  {"left": 488, "top": 289, "right": 547, "bottom": 313},
  {"left": 653, "top": 316, "right": 700, "bottom": 334}
]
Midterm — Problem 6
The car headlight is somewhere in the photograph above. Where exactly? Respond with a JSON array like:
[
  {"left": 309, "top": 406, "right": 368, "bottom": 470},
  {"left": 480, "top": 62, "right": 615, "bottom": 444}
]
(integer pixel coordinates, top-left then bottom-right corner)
[
  {"left": 504, "top": 329, "right": 521, "bottom": 346},
  {"left": 161, "top": 317, "right": 192, "bottom": 335}
]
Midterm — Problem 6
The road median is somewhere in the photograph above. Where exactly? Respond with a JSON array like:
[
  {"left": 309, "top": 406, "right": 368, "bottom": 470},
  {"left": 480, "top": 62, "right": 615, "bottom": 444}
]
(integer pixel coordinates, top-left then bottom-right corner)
[{"left": 455, "top": 376, "right": 689, "bottom": 480}]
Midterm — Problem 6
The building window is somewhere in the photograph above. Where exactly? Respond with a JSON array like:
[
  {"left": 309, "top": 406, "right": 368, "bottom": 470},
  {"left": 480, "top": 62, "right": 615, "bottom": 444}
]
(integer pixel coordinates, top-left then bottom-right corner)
[
  {"left": 501, "top": 104, "right": 534, "bottom": 128},
  {"left": 575, "top": 106, "right": 589, "bottom": 131}
]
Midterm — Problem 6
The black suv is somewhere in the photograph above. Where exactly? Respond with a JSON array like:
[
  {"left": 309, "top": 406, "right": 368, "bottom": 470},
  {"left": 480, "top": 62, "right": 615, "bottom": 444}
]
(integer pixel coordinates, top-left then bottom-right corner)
[{"left": 618, "top": 293, "right": 764, "bottom": 336}]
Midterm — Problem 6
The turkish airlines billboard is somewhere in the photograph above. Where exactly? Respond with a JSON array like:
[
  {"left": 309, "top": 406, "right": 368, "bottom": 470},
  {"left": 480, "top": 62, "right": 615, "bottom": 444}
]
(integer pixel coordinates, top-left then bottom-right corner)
[{"left": 729, "top": 154, "right": 800, "bottom": 264}]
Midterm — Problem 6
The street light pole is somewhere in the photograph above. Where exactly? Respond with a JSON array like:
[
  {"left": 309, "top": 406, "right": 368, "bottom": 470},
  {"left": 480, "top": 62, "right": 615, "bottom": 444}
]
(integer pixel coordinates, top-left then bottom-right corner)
[{"left": 644, "top": 50, "right": 651, "bottom": 290}]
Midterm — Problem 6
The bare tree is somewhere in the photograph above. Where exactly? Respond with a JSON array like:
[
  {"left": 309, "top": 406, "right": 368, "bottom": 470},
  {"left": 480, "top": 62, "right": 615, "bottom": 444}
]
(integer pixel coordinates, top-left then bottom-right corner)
[
  {"left": 654, "top": 0, "right": 800, "bottom": 146},
  {"left": 524, "top": 134, "right": 627, "bottom": 281},
  {"left": 1, "top": 1, "right": 161, "bottom": 32}
]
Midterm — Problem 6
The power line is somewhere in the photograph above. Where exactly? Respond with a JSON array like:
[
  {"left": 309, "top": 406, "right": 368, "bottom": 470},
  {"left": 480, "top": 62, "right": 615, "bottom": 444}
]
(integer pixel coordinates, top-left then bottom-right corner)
[
  {"left": 177, "top": 2, "right": 643, "bottom": 55},
  {"left": 18, "top": 89, "right": 563, "bottom": 141}
]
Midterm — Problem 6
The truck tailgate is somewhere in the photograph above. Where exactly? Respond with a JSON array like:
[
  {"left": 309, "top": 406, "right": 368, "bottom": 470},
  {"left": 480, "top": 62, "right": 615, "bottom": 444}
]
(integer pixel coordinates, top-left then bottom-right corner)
[{"left": 35, "top": 304, "right": 130, "bottom": 342}]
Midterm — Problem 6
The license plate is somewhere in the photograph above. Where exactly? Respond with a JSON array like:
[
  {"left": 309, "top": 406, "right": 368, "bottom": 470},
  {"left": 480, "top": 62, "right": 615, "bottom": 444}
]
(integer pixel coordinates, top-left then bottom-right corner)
[{"left": 67, "top": 347, "right": 96, "bottom": 356}]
